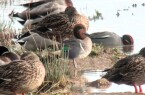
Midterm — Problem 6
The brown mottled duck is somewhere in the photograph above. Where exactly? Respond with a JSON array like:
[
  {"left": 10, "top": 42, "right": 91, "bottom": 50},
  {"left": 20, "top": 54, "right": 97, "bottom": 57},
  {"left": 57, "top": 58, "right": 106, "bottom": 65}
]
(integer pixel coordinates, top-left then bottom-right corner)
[
  {"left": 27, "top": 6, "right": 89, "bottom": 41},
  {"left": 0, "top": 52, "right": 45, "bottom": 95},
  {"left": 103, "top": 47, "right": 145, "bottom": 93}
]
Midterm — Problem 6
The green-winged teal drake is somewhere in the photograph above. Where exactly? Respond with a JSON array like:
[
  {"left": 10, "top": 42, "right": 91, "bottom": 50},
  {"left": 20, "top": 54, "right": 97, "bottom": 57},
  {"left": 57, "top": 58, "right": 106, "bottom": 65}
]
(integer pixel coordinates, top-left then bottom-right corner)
[
  {"left": 103, "top": 47, "right": 145, "bottom": 93},
  {"left": 90, "top": 31, "right": 134, "bottom": 47},
  {"left": 90, "top": 31, "right": 134, "bottom": 53},
  {"left": 63, "top": 24, "right": 92, "bottom": 68}
]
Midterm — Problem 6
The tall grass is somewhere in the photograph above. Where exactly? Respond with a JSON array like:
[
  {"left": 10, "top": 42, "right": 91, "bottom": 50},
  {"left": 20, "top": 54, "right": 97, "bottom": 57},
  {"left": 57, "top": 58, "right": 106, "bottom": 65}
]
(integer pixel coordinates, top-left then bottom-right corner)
[
  {"left": 89, "top": 43, "right": 104, "bottom": 57},
  {"left": 0, "top": 20, "right": 16, "bottom": 48},
  {"left": 35, "top": 43, "right": 71, "bottom": 94},
  {"left": 0, "top": 18, "right": 71, "bottom": 94}
]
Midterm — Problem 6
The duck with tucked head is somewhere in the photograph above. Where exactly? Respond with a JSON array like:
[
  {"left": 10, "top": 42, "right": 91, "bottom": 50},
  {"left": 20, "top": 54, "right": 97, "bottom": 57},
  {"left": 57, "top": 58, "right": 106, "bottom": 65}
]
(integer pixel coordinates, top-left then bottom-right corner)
[
  {"left": 90, "top": 31, "right": 134, "bottom": 53},
  {"left": 90, "top": 31, "right": 134, "bottom": 47},
  {"left": 24, "top": 6, "right": 89, "bottom": 42},
  {"left": 103, "top": 47, "right": 145, "bottom": 93},
  {"left": 16, "top": 32, "right": 60, "bottom": 51},
  {"left": 0, "top": 52, "right": 45, "bottom": 95},
  {"left": 63, "top": 24, "right": 92, "bottom": 68}
]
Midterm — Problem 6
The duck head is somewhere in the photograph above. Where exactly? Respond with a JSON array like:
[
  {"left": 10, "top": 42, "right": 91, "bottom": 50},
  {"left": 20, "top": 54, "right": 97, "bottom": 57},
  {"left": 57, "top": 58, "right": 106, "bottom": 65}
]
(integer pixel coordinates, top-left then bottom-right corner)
[
  {"left": 139, "top": 47, "right": 145, "bottom": 57},
  {"left": 2, "top": 52, "right": 20, "bottom": 61},
  {"left": 122, "top": 34, "right": 134, "bottom": 53},
  {"left": 122, "top": 34, "right": 134, "bottom": 45},
  {"left": 73, "top": 24, "right": 89, "bottom": 39}
]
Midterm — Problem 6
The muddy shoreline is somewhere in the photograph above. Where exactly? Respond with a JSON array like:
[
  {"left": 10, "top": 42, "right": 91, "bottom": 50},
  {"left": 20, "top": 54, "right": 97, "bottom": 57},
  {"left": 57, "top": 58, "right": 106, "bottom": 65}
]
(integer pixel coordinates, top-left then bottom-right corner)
[{"left": 66, "top": 48, "right": 139, "bottom": 95}]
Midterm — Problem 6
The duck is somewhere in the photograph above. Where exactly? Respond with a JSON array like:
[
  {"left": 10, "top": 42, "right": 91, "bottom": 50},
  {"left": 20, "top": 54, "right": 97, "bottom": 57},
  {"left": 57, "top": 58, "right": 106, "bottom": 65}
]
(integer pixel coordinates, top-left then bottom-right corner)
[
  {"left": 103, "top": 47, "right": 145, "bottom": 93},
  {"left": 16, "top": 32, "right": 60, "bottom": 51},
  {"left": 0, "top": 51, "right": 46, "bottom": 95},
  {"left": 90, "top": 31, "right": 134, "bottom": 53},
  {"left": 28, "top": 6, "right": 89, "bottom": 42},
  {"left": 90, "top": 31, "right": 134, "bottom": 47},
  {"left": 62, "top": 24, "right": 92, "bottom": 68},
  {"left": 9, "top": 0, "right": 73, "bottom": 27}
]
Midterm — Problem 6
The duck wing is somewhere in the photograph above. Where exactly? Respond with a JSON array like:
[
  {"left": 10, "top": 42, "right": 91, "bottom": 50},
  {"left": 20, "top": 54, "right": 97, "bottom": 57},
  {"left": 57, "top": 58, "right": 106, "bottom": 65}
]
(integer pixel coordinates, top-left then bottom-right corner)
[
  {"left": 63, "top": 39, "right": 85, "bottom": 49},
  {"left": 63, "top": 39, "right": 85, "bottom": 59},
  {"left": 37, "top": 12, "right": 71, "bottom": 29},
  {"left": 103, "top": 54, "right": 145, "bottom": 84},
  {"left": 0, "top": 60, "right": 32, "bottom": 90}
]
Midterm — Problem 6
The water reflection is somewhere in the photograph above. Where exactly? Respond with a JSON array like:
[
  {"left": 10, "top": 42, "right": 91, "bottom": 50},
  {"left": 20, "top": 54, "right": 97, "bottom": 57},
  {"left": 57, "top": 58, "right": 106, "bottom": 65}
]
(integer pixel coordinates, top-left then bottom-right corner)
[
  {"left": 82, "top": 70, "right": 145, "bottom": 93},
  {"left": 122, "top": 45, "right": 134, "bottom": 54}
]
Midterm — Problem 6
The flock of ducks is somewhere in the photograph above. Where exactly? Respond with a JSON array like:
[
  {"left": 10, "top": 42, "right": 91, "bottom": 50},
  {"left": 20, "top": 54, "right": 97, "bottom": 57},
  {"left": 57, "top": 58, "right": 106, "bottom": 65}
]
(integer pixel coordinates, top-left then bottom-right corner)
[
  {"left": 1, "top": 0, "right": 91, "bottom": 94},
  {"left": 12, "top": 0, "right": 91, "bottom": 69},
  {"left": 0, "top": 0, "right": 143, "bottom": 94}
]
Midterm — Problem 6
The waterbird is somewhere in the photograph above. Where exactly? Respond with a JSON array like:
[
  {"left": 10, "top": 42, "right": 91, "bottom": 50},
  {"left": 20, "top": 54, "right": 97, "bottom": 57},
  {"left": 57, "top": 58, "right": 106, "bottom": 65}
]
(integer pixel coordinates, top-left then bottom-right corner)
[
  {"left": 0, "top": 51, "right": 45, "bottom": 95},
  {"left": 63, "top": 24, "right": 92, "bottom": 68},
  {"left": 28, "top": 6, "right": 89, "bottom": 42},
  {"left": 103, "top": 47, "right": 145, "bottom": 93}
]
